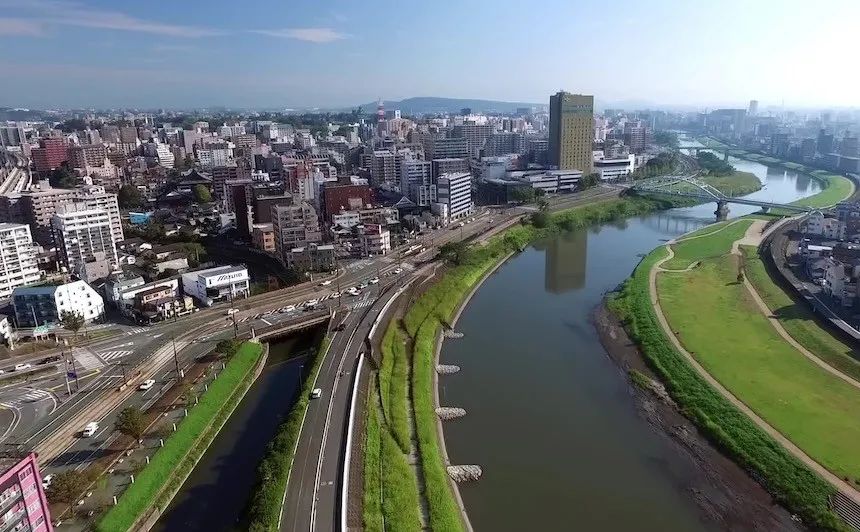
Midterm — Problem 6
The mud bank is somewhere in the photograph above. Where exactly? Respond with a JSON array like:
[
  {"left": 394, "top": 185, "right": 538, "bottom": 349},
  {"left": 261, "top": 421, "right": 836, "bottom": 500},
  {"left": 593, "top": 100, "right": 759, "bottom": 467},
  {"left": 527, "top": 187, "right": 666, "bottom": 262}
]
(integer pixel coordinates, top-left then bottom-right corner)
[{"left": 594, "top": 303, "right": 804, "bottom": 531}]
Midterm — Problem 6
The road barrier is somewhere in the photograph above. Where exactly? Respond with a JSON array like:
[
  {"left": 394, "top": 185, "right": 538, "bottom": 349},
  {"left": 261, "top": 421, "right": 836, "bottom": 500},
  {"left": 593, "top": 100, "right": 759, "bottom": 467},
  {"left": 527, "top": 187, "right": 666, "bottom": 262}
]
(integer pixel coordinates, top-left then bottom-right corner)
[{"left": 340, "top": 352, "right": 364, "bottom": 532}]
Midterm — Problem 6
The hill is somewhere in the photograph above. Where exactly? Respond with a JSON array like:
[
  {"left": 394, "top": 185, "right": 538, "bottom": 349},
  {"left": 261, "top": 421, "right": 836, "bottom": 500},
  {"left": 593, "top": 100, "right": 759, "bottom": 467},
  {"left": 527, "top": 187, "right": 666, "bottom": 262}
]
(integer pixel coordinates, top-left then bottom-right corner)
[{"left": 355, "top": 96, "right": 545, "bottom": 115}]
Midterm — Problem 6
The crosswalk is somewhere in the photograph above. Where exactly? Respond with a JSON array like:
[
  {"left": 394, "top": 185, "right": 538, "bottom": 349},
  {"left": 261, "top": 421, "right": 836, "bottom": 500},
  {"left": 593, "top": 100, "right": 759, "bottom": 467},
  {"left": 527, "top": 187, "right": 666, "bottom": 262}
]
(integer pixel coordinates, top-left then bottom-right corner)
[
  {"left": 348, "top": 297, "right": 375, "bottom": 310},
  {"left": 124, "top": 327, "right": 148, "bottom": 336},
  {"left": 0, "top": 389, "right": 53, "bottom": 409},
  {"left": 99, "top": 350, "right": 132, "bottom": 362}
]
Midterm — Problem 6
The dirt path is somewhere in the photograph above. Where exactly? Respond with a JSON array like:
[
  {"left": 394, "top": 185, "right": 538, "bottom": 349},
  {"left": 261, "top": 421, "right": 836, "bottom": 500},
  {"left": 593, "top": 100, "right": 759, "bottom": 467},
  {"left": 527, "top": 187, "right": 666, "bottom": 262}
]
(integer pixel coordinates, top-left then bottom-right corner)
[{"left": 649, "top": 222, "right": 860, "bottom": 507}]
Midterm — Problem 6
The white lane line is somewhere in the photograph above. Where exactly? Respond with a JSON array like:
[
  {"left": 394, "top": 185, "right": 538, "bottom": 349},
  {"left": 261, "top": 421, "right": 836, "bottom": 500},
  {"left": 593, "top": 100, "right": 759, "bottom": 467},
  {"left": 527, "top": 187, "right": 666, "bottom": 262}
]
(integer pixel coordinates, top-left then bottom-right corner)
[{"left": 261, "top": 318, "right": 273, "bottom": 326}]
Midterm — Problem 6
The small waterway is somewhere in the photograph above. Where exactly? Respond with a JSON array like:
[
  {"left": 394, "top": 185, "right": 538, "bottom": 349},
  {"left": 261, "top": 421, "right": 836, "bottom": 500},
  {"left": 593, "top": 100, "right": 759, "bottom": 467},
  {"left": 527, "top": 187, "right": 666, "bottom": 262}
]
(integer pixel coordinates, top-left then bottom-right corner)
[
  {"left": 439, "top": 140, "right": 821, "bottom": 530},
  {"left": 153, "top": 331, "right": 320, "bottom": 532}
]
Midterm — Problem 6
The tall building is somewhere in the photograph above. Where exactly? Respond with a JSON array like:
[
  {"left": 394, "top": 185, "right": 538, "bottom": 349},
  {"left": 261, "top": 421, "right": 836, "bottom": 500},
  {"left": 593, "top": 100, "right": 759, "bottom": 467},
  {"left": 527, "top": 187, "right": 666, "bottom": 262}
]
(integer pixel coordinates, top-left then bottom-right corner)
[
  {"left": 51, "top": 205, "right": 118, "bottom": 273},
  {"left": 817, "top": 129, "right": 834, "bottom": 155},
  {"left": 453, "top": 123, "right": 493, "bottom": 158},
  {"left": 21, "top": 185, "right": 122, "bottom": 245},
  {"left": 368, "top": 150, "right": 398, "bottom": 188},
  {"left": 431, "top": 158, "right": 469, "bottom": 179},
  {"left": 748, "top": 99, "right": 759, "bottom": 116},
  {"left": 271, "top": 202, "right": 322, "bottom": 262},
  {"left": 623, "top": 121, "right": 648, "bottom": 154},
  {"left": 429, "top": 137, "right": 469, "bottom": 159},
  {"left": 549, "top": 91, "right": 594, "bottom": 174},
  {"left": 31, "top": 138, "right": 69, "bottom": 175},
  {"left": 435, "top": 172, "right": 473, "bottom": 221},
  {"left": 0, "top": 224, "right": 40, "bottom": 299},
  {"left": 0, "top": 452, "right": 53, "bottom": 532},
  {"left": 483, "top": 132, "right": 526, "bottom": 157},
  {"left": 400, "top": 159, "right": 435, "bottom": 206},
  {"left": 69, "top": 144, "right": 107, "bottom": 169},
  {"left": 0, "top": 125, "right": 26, "bottom": 149}
]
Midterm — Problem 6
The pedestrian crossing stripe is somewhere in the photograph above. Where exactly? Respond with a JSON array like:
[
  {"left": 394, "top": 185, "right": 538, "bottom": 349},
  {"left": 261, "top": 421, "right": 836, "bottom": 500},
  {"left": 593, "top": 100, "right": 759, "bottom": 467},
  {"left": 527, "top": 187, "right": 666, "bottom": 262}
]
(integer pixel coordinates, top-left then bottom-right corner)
[
  {"left": 125, "top": 327, "right": 148, "bottom": 335},
  {"left": 1, "top": 389, "right": 52, "bottom": 407},
  {"left": 349, "top": 299, "right": 374, "bottom": 310},
  {"left": 99, "top": 350, "right": 132, "bottom": 361}
]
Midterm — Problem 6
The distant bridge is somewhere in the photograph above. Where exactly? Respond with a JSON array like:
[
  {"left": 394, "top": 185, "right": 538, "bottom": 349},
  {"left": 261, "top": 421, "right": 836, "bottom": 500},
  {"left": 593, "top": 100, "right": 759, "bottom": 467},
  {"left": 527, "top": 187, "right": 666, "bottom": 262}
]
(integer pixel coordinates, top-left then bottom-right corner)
[{"left": 627, "top": 174, "right": 812, "bottom": 219}]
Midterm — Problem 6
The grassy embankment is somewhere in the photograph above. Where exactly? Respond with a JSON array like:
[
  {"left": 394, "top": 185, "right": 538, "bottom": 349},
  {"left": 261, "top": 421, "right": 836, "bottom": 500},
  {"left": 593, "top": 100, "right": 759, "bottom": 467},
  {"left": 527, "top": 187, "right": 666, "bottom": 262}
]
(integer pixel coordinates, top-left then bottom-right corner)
[
  {"left": 98, "top": 342, "right": 264, "bottom": 532},
  {"left": 699, "top": 170, "right": 762, "bottom": 197},
  {"left": 661, "top": 219, "right": 752, "bottom": 270},
  {"left": 659, "top": 231, "right": 860, "bottom": 482},
  {"left": 363, "top": 195, "right": 680, "bottom": 531},
  {"left": 609, "top": 246, "right": 844, "bottom": 530},
  {"left": 244, "top": 336, "right": 330, "bottom": 531},
  {"left": 739, "top": 245, "right": 860, "bottom": 384}
]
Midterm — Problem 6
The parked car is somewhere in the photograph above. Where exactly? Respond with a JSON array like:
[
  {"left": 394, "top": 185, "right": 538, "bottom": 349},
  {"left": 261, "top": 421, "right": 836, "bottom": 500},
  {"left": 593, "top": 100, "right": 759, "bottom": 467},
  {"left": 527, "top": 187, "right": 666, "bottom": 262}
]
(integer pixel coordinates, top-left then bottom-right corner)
[
  {"left": 280, "top": 304, "right": 296, "bottom": 313},
  {"left": 225, "top": 308, "right": 238, "bottom": 316},
  {"left": 319, "top": 280, "right": 333, "bottom": 286},
  {"left": 138, "top": 379, "right": 156, "bottom": 391},
  {"left": 393, "top": 267, "right": 403, "bottom": 275},
  {"left": 41, "top": 475, "right": 53, "bottom": 489},
  {"left": 39, "top": 355, "right": 61, "bottom": 365}
]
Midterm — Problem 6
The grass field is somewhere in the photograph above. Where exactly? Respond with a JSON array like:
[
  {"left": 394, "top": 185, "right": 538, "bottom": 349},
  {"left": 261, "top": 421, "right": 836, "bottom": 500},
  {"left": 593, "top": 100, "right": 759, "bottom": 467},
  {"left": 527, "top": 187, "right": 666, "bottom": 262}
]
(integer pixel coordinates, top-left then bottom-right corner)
[
  {"left": 661, "top": 219, "right": 752, "bottom": 270},
  {"left": 740, "top": 245, "right": 860, "bottom": 384},
  {"left": 98, "top": 342, "right": 263, "bottom": 532},
  {"left": 378, "top": 326, "right": 411, "bottom": 453},
  {"left": 658, "top": 235, "right": 860, "bottom": 484},
  {"left": 700, "top": 170, "right": 762, "bottom": 197}
]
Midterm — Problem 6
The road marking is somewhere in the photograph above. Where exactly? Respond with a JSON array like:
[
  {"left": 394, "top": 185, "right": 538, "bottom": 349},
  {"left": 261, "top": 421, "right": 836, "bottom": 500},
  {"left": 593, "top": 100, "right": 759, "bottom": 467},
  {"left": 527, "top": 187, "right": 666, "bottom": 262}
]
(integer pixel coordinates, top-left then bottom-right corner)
[
  {"left": 261, "top": 318, "right": 273, "bottom": 326},
  {"left": 99, "top": 350, "right": 133, "bottom": 361},
  {"left": 125, "top": 327, "right": 148, "bottom": 336},
  {"left": 72, "top": 348, "right": 104, "bottom": 371},
  {"left": 102, "top": 341, "right": 134, "bottom": 350}
]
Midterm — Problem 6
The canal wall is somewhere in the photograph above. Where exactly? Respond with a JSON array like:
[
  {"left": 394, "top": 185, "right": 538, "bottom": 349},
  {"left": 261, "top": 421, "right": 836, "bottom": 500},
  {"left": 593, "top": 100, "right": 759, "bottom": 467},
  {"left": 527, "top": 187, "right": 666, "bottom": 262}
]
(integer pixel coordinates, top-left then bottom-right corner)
[{"left": 135, "top": 342, "right": 270, "bottom": 532}]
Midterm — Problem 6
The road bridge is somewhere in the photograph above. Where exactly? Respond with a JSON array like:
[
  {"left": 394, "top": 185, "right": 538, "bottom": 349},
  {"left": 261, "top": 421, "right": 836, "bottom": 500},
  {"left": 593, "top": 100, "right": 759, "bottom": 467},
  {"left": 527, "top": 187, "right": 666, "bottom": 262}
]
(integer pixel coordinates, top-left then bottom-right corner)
[{"left": 628, "top": 174, "right": 812, "bottom": 220}]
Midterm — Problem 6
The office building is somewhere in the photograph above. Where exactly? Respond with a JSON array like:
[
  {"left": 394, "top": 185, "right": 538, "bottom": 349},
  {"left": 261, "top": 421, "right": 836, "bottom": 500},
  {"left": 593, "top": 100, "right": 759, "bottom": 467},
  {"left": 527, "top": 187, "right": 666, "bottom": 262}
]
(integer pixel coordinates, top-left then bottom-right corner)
[
  {"left": 400, "top": 159, "right": 435, "bottom": 206},
  {"left": 593, "top": 154, "right": 636, "bottom": 181},
  {"left": 549, "top": 91, "right": 594, "bottom": 173},
  {"left": 13, "top": 280, "right": 105, "bottom": 327},
  {"left": 748, "top": 99, "right": 759, "bottom": 116},
  {"left": 51, "top": 205, "right": 118, "bottom": 273},
  {"left": 435, "top": 172, "right": 473, "bottom": 222},
  {"left": 286, "top": 243, "right": 336, "bottom": 272},
  {"left": 197, "top": 147, "right": 232, "bottom": 170},
  {"left": 623, "top": 121, "right": 648, "bottom": 154},
  {"left": 0, "top": 452, "right": 53, "bottom": 532},
  {"left": 840, "top": 136, "right": 859, "bottom": 158},
  {"left": 0, "top": 224, "right": 40, "bottom": 299},
  {"left": 430, "top": 137, "right": 469, "bottom": 159},
  {"left": 271, "top": 202, "right": 322, "bottom": 262},
  {"left": 322, "top": 183, "right": 374, "bottom": 222},
  {"left": 368, "top": 150, "right": 398, "bottom": 187},
  {"left": 453, "top": 123, "right": 493, "bottom": 157},
  {"left": 483, "top": 132, "right": 526, "bottom": 157},
  {"left": 31, "top": 138, "right": 69, "bottom": 175},
  {"left": 181, "top": 265, "right": 249, "bottom": 307},
  {"left": 0, "top": 125, "right": 26, "bottom": 149},
  {"left": 817, "top": 129, "right": 834, "bottom": 155},
  {"left": 431, "top": 158, "right": 469, "bottom": 179},
  {"left": 252, "top": 223, "right": 276, "bottom": 252}
]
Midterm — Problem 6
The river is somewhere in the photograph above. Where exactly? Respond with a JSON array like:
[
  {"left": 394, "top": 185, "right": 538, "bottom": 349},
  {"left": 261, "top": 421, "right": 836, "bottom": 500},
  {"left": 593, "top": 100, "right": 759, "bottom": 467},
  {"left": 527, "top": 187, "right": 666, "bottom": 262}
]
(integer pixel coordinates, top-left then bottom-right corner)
[
  {"left": 153, "top": 331, "right": 319, "bottom": 532},
  {"left": 439, "top": 141, "right": 820, "bottom": 531}
]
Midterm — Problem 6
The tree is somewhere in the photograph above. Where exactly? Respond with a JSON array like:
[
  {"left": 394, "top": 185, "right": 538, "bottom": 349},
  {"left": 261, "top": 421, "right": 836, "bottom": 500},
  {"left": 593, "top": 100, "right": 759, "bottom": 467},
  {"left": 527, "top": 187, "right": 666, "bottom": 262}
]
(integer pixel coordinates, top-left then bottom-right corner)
[
  {"left": 216, "top": 338, "right": 242, "bottom": 357},
  {"left": 60, "top": 310, "right": 85, "bottom": 345},
  {"left": 438, "top": 241, "right": 470, "bottom": 266},
  {"left": 193, "top": 184, "right": 212, "bottom": 204},
  {"left": 537, "top": 198, "right": 550, "bottom": 212},
  {"left": 580, "top": 173, "right": 600, "bottom": 189},
  {"left": 118, "top": 185, "right": 143, "bottom": 209},
  {"left": 510, "top": 187, "right": 535, "bottom": 204},
  {"left": 49, "top": 164, "right": 77, "bottom": 189},
  {"left": 531, "top": 210, "right": 550, "bottom": 228},
  {"left": 115, "top": 406, "right": 147, "bottom": 441},
  {"left": 47, "top": 470, "right": 95, "bottom": 504},
  {"left": 737, "top": 271, "right": 745, "bottom": 284}
]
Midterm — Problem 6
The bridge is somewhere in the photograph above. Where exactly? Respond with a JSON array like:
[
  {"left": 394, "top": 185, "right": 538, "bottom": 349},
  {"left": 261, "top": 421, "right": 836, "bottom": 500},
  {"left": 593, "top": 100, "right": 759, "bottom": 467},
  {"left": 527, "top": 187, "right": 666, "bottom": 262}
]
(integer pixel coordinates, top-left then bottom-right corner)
[
  {"left": 627, "top": 174, "right": 812, "bottom": 220},
  {"left": 678, "top": 145, "right": 731, "bottom": 161}
]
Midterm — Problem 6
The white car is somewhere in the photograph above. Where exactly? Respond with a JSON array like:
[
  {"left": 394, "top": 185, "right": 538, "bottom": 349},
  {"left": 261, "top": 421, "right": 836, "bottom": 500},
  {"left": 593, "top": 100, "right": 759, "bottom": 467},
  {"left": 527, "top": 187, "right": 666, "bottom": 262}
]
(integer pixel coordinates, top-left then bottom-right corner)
[
  {"left": 138, "top": 379, "right": 156, "bottom": 391},
  {"left": 319, "top": 280, "right": 333, "bottom": 286},
  {"left": 41, "top": 475, "right": 53, "bottom": 489},
  {"left": 368, "top": 277, "right": 379, "bottom": 285},
  {"left": 13, "top": 364, "right": 31, "bottom": 372},
  {"left": 393, "top": 268, "right": 403, "bottom": 275},
  {"left": 311, "top": 388, "right": 322, "bottom": 399},
  {"left": 346, "top": 288, "right": 360, "bottom": 296},
  {"left": 282, "top": 304, "right": 297, "bottom": 313},
  {"left": 82, "top": 422, "right": 99, "bottom": 438}
]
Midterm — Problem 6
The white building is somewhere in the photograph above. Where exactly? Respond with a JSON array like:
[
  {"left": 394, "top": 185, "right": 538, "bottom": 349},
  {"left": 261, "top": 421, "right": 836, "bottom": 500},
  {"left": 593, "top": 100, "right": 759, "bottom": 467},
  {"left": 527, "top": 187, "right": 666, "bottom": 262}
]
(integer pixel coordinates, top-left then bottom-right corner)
[
  {"left": 181, "top": 265, "right": 249, "bottom": 307},
  {"left": 12, "top": 280, "right": 105, "bottom": 327},
  {"left": 510, "top": 169, "right": 582, "bottom": 194},
  {"left": 594, "top": 153, "right": 636, "bottom": 181},
  {"left": 435, "top": 172, "right": 473, "bottom": 222},
  {"left": 218, "top": 125, "right": 246, "bottom": 138},
  {"left": 0, "top": 223, "right": 40, "bottom": 299},
  {"left": 197, "top": 147, "right": 232, "bottom": 169},
  {"left": 804, "top": 211, "right": 846, "bottom": 240},
  {"left": 400, "top": 159, "right": 435, "bottom": 206},
  {"left": 155, "top": 143, "right": 175, "bottom": 168},
  {"left": 51, "top": 205, "right": 118, "bottom": 274},
  {"left": 362, "top": 224, "right": 391, "bottom": 256}
]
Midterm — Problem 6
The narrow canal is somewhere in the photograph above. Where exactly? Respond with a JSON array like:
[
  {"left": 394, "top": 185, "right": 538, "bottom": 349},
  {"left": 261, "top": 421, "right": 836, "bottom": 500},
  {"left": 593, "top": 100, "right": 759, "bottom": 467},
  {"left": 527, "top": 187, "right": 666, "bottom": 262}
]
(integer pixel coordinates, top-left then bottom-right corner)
[
  {"left": 153, "top": 329, "right": 321, "bottom": 532},
  {"left": 439, "top": 141, "right": 820, "bottom": 530}
]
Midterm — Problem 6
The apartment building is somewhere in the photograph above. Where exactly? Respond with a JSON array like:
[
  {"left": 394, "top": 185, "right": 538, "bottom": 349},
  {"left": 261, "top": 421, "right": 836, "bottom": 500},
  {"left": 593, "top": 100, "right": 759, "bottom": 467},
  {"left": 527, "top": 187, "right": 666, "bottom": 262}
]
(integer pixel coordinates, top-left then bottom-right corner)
[
  {"left": 271, "top": 202, "right": 322, "bottom": 262},
  {"left": 13, "top": 280, "right": 105, "bottom": 327},
  {"left": 21, "top": 185, "right": 123, "bottom": 245},
  {"left": 435, "top": 172, "right": 473, "bottom": 221},
  {"left": 51, "top": 206, "right": 118, "bottom": 273},
  {"left": 0, "top": 224, "right": 40, "bottom": 299},
  {"left": 0, "top": 453, "right": 52, "bottom": 532}
]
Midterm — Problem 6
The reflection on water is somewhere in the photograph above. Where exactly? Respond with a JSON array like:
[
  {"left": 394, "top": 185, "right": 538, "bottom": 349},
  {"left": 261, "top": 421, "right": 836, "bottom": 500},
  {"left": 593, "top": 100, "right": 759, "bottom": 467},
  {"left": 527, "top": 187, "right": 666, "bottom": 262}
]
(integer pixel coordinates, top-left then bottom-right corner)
[{"left": 441, "top": 145, "right": 823, "bottom": 531}]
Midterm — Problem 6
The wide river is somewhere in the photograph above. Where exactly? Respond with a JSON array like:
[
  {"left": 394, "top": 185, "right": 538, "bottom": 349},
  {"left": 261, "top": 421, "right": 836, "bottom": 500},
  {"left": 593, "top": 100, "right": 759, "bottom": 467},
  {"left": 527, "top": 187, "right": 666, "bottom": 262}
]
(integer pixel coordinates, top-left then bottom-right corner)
[{"left": 439, "top": 142, "right": 821, "bottom": 530}]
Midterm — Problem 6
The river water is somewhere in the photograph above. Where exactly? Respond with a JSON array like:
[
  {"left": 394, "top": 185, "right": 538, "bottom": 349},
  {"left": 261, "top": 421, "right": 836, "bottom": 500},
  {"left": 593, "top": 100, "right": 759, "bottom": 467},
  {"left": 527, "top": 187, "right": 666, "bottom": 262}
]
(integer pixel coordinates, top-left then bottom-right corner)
[
  {"left": 439, "top": 142, "right": 820, "bottom": 531},
  {"left": 153, "top": 332, "right": 318, "bottom": 532}
]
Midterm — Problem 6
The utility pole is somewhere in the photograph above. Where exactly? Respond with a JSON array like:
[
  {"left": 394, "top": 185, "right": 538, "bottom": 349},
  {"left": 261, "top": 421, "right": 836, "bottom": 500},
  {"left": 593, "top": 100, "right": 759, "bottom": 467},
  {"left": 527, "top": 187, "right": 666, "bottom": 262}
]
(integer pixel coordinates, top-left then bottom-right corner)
[
  {"left": 335, "top": 258, "right": 342, "bottom": 309},
  {"left": 172, "top": 335, "right": 183, "bottom": 379},
  {"left": 228, "top": 289, "right": 238, "bottom": 338},
  {"left": 63, "top": 354, "right": 71, "bottom": 396}
]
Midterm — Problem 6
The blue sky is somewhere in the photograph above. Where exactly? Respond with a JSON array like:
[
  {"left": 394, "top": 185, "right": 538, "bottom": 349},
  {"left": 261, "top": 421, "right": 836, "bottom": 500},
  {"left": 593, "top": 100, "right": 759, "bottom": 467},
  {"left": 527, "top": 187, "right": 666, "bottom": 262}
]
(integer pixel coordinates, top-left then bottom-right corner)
[{"left": 0, "top": 0, "right": 857, "bottom": 110}]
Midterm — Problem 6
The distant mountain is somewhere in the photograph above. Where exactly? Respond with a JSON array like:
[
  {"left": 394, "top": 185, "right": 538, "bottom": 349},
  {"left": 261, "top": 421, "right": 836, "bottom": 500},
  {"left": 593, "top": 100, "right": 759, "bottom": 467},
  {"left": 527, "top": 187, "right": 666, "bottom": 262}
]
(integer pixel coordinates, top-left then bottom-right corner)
[{"left": 355, "top": 97, "right": 546, "bottom": 115}]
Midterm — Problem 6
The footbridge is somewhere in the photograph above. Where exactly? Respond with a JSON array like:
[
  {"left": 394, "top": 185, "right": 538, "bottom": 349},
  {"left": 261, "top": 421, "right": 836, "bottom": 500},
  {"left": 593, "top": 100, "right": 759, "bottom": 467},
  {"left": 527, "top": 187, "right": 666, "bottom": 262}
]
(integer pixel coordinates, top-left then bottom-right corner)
[{"left": 627, "top": 174, "right": 812, "bottom": 220}]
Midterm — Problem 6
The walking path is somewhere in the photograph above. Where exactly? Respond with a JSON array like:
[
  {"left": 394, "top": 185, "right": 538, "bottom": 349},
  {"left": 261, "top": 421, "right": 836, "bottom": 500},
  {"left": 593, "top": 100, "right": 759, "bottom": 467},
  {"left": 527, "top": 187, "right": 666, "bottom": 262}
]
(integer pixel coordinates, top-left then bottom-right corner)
[{"left": 649, "top": 220, "right": 860, "bottom": 507}]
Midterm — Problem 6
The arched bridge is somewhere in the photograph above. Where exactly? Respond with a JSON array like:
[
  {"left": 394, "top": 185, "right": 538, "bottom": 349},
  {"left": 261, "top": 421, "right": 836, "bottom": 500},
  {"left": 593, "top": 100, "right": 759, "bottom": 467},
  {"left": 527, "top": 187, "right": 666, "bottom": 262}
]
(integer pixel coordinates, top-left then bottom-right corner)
[{"left": 626, "top": 174, "right": 812, "bottom": 219}]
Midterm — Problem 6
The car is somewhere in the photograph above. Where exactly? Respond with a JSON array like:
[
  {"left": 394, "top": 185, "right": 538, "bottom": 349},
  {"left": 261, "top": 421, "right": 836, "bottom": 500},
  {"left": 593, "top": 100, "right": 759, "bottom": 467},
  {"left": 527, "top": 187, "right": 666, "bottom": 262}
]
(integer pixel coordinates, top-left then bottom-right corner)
[
  {"left": 393, "top": 267, "right": 403, "bottom": 275},
  {"left": 82, "top": 422, "right": 99, "bottom": 438},
  {"left": 138, "top": 379, "right": 156, "bottom": 391},
  {"left": 41, "top": 475, "right": 53, "bottom": 489},
  {"left": 347, "top": 288, "right": 360, "bottom": 296},
  {"left": 281, "top": 304, "right": 296, "bottom": 313},
  {"left": 319, "top": 280, "right": 333, "bottom": 286},
  {"left": 304, "top": 298, "right": 319, "bottom": 307},
  {"left": 39, "top": 355, "right": 61, "bottom": 365},
  {"left": 310, "top": 388, "right": 322, "bottom": 399},
  {"left": 368, "top": 277, "right": 379, "bottom": 284},
  {"left": 13, "top": 364, "right": 31, "bottom": 372},
  {"left": 458, "top": 222, "right": 465, "bottom": 227},
  {"left": 359, "top": 281, "right": 369, "bottom": 289},
  {"left": 334, "top": 323, "right": 346, "bottom": 331}
]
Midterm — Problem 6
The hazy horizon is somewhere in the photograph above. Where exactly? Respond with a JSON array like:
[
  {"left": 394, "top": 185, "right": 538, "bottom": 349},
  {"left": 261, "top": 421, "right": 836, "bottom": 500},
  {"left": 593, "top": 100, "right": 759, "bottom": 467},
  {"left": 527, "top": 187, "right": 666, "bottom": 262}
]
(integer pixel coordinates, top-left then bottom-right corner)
[{"left": 0, "top": 0, "right": 857, "bottom": 110}]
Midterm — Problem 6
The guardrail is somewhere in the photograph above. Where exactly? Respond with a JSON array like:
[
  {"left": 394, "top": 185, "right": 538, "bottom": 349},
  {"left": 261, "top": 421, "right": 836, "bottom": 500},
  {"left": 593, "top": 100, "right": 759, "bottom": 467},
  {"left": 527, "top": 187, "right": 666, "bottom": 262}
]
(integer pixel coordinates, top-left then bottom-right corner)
[{"left": 340, "top": 352, "right": 364, "bottom": 532}]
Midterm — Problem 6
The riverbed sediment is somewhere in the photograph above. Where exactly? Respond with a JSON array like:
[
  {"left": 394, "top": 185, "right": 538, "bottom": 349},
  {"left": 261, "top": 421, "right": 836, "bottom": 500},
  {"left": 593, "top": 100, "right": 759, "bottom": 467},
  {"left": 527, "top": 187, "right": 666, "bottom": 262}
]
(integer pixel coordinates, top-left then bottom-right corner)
[{"left": 594, "top": 302, "right": 804, "bottom": 531}]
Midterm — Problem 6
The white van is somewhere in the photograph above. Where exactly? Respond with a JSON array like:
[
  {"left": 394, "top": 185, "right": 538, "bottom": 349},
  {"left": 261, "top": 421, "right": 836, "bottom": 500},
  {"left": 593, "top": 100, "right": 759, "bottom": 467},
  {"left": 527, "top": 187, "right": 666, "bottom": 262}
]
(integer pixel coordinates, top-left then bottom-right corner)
[{"left": 82, "top": 422, "right": 99, "bottom": 437}]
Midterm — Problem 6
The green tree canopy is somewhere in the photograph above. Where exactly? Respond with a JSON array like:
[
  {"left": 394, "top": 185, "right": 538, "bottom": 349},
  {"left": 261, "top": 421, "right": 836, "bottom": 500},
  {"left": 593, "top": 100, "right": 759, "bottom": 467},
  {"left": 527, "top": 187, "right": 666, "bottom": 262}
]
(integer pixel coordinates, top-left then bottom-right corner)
[
  {"left": 438, "top": 241, "right": 470, "bottom": 266},
  {"left": 60, "top": 310, "right": 85, "bottom": 338},
  {"left": 115, "top": 406, "right": 147, "bottom": 440},
  {"left": 193, "top": 184, "right": 212, "bottom": 204},
  {"left": 118, "top": 185, "right": 143, "bottom": 209},
  {"left": 49, "top": 164, "right": 77, "bottom": 189},
  {"left": 46, "top": 470, "right": 96, "bottom": 504}
]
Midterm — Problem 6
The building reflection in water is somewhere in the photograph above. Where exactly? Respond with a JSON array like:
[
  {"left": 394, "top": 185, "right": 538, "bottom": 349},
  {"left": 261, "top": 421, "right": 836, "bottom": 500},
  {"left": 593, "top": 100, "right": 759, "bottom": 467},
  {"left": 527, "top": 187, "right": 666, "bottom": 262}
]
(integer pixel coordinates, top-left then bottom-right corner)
[{"left": 544, "top": 229, "right": 587, "bottom": 294}]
